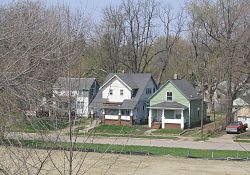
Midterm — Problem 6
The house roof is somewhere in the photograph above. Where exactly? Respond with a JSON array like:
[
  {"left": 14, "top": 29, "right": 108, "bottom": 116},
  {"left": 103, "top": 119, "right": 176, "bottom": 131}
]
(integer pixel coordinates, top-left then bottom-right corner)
[
  {"left": 90, "top": 73, "right": 156, "bottom": 109},
  {"left": 149, "top": 101, "right": 188, "bottom": 109},
  {"left": 240, "top": 94, "right": 250, "bottom": 104},
  {"left": 53, "top": 77, "right": 97, "bottom": 91},
  {"left": 100, "top": 73, "right": 139, "bottom": 90},
  {"left": 149, "top": 78, "right": 202, "bottom": 101}
]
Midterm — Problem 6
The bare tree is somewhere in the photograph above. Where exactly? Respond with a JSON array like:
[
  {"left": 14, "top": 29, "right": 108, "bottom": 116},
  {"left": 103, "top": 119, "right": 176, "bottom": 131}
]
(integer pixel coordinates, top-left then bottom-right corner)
[{"left": 187, "top": 0, "right": 250, "bottom": 123}]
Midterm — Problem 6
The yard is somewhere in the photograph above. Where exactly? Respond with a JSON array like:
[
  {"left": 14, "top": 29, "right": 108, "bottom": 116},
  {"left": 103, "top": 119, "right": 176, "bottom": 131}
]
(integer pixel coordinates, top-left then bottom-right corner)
[
  {"left": 10, "top": 117, "right": 89, "bottom": 133},
  {"left": 0, "top": 145, "right": 249, "bottom": 175}
]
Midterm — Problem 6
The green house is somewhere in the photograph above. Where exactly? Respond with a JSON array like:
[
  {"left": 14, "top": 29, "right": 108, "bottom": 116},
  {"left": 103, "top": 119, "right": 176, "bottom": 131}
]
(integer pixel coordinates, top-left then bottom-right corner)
[{"left": 148, "top": 78, "right": 206, "bottom": 129}]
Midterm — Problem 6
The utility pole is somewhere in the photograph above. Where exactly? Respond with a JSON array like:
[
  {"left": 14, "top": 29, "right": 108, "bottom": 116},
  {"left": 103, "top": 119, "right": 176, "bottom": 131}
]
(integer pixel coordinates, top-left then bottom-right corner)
[{"left": 201, "top": 77, "right": 204, "bottom": 139}]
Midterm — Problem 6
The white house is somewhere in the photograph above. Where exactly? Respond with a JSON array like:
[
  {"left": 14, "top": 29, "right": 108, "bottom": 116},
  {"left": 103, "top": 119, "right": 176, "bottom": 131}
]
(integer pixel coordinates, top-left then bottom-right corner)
[
  {"left": 53, "top": 77, "right": 99, "bottom": 117},
  {"left": 90, "top": 73, "right": 157, "bottom": 125}
]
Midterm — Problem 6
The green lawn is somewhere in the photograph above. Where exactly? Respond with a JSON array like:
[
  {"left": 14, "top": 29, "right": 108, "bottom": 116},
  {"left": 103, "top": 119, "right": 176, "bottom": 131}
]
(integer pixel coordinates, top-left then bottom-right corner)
[
  {"left": 91, "top": 125, "right": 149, "bottom": 135},
  {"left": 75, "top": 133, "right": 178, "bottom": 140},
  {"left": 151, "top": 128, "right": 182, "bottom": 135},
  {"left": 2, "top": 139, "right": 249, "bottom": 159},
  {"left": 235, "top": 132, "right": 250, "bottom": 139},
  {"left": 11, "top": 117, "right": 88, "bottom": 133}
]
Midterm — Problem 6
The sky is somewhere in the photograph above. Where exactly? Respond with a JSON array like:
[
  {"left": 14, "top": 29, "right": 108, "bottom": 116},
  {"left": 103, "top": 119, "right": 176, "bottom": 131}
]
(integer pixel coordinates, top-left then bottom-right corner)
[{"left": 46, "top": 0, "right": 186, "bottom": 23}]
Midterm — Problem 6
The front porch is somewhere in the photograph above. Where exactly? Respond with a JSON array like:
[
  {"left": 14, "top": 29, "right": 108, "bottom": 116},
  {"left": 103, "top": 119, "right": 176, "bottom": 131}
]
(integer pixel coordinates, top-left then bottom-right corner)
[
  {"left": 100, "top": 108, "right": 134, "bottom": 126},
  {"left": 148, "top": 102, "right": 187, "bottom": 130}
]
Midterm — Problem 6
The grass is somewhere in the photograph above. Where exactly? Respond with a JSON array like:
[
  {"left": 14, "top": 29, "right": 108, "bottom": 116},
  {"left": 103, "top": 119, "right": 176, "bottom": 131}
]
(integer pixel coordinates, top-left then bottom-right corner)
[
  {"left": 234, "top": 139, "right": 250, "bottom": 143},
  {"left": 2, "top": 139, "right": 250, "bottom": 159},
  {"left": 151, "top": 128, "right": 182, "bottom": 135},
  {"left": 11, "top": 117, "right": 88, "bottom": 133},
  {"left": 75, "top": 133, "right": 178, "bottom": 140},
  {"left": 90, "top": 125, "right": 149, "bottom": 135},
  {"left": 235, "top": 132, "right": 250, "bottom": 139}
]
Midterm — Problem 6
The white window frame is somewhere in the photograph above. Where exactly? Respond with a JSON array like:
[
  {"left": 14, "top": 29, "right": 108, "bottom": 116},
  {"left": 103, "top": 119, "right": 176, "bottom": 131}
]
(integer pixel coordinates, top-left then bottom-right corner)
[{"left": 166, "top": 92, "right": 173, "bottom": 101}]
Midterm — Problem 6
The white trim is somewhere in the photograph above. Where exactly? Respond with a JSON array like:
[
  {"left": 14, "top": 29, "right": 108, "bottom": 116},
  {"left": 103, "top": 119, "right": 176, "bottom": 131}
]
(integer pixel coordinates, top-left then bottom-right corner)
[
  {"left": 164, "top": 119, "right": 182, "bottom": 124},
  {"left": 188, "top": 103, "right": 191, "bottom": 128},
  {"left": 181, "top": 110, "right": 184, "bottom": 129},
  {"left": 147, "top": 107, "right": 185, "bottom": 110},
  {"left": 148, "top": 109, "right": 152, "bottom": 127},
  {"left": 121, "top": 115, "right": 130, "bottom": 120},
  {"left": 99, "top": 75, "right": 132, "bottom": 91},
  {"left": 162, "top": 109, "right": 165, "bottom": 128},
  {"left": 105, "top": 115, "right": 119, "bottom": 120}
]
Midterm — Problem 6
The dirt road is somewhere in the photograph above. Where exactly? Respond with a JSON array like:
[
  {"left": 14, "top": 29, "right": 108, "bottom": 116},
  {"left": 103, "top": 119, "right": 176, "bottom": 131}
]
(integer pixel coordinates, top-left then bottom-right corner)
[{"left": 0, "top": 146, "right": 249, "bottom": 175}]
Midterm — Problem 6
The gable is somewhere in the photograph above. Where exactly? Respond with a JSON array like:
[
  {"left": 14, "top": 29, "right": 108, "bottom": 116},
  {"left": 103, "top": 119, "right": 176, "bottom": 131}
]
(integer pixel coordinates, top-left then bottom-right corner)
[
  {"left": 99, "top": 75, "right": 132, "bottom": 91},
  {"left": 102, "top": 78, "right": 132, "bottom": 102},
  {"left": 150, "top": 82, "right": 189, "bottom": 107}
]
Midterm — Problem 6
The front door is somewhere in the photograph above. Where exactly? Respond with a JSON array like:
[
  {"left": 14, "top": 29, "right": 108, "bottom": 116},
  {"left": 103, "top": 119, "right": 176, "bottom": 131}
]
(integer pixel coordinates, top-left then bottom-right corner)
[{"left": 157, "top": 109, "right": 162, "bottom": 122}]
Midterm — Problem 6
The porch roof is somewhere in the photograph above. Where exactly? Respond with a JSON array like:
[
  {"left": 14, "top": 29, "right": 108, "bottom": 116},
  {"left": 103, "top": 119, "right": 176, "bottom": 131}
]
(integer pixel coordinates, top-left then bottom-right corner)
[
  {"left": 149, "top": 101, "right": 188, "bottom": 110},
  {"left": 93, "top": 100, "right": 136, "bottom": 110}
]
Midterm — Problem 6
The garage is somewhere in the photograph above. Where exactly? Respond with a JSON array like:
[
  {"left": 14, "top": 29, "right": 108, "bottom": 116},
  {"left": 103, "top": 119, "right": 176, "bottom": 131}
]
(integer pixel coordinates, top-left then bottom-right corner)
[{"left": 235, "top": 105, "right": 250, "bottom": 130}]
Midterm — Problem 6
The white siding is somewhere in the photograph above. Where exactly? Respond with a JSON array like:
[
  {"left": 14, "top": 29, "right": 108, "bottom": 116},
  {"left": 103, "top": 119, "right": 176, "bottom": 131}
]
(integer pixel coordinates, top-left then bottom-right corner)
[{"left": 102, "top": 79, "right": 131, "bottom": 102}]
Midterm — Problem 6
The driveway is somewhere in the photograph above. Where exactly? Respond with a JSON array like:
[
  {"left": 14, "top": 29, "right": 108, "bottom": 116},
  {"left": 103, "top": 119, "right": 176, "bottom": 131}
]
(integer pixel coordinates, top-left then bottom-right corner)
[{"left": 5, "top": 132, "right": 250, "bottom": 151}]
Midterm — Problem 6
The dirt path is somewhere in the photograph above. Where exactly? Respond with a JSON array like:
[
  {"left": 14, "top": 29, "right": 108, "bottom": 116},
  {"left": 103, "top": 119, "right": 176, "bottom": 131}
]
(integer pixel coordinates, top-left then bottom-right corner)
[{"left": 0, "top": 147, "right": 249, "bottom": 175}]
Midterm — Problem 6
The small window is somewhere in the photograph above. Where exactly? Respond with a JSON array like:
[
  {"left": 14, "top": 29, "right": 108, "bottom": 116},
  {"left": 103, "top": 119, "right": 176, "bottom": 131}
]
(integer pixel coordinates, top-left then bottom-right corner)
[
  {"left": 166, "top": 92, "right": 172, "bottom": 101},
  {"left": 109, "top": 89, "right": 113, "bottom": 95},
  {"left": 120, "top": 89, "right": 124, "bottom": 95},
  {"left": 146, "top": 88, "right": 152, "bottom": 94},
  {"left": 153, "top": 88, "right": 156, "bottom": 93},
  {"left": 175, "top": 110, "right": 181, "bottom": 119},
  {"left": 143, "top": 106, "right": 145, "bottom": 110}
]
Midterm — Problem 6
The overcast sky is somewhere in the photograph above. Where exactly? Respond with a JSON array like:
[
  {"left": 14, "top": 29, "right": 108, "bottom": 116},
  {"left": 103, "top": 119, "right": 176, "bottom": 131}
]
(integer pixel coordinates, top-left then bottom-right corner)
[{"left": 46, "top": 0, "right": 186, "bottom": 22}]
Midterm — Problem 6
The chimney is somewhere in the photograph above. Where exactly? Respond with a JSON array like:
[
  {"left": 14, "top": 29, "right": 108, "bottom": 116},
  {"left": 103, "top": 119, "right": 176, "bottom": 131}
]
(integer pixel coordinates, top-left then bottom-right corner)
[{"left": 174, "top": 74, "right": 178, "bottom": 79}]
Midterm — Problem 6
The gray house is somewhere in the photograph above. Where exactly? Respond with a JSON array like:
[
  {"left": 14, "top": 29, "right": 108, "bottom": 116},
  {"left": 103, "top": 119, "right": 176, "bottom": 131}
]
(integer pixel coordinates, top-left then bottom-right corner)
[
  {"left": 90, "top": 73, "right": 157, "bottom": 125},
  {"left": 53, "top": 77, "right": 99, "bottom": 117}
]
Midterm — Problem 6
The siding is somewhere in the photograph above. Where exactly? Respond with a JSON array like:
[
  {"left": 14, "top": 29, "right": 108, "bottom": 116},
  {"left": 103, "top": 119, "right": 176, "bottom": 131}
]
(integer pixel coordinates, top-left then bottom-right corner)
[
  {"left": 190, "top": 99, "right": 206, "bottom": 123},
  {"left": 150, "top": 82, "right": 190, "bottom": 107}
]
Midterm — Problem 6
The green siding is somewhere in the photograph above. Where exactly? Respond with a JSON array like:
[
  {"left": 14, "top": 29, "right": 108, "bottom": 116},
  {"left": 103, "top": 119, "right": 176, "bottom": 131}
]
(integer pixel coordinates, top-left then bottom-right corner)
[
  {"left": 150, "top": 82, "right": 190, "bottom": 107},
  {"left": 190, "top": 100, "right": 206, "bottom": 123}
]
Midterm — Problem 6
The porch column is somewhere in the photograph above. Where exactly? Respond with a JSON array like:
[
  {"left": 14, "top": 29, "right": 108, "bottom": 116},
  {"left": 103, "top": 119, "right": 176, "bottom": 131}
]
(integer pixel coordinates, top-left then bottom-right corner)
[
  {"left": 90, "top": 109, "right": 94, "bottom": 124},
  {"left": 162, "top": 109, "right": 165, "bottom": 129},
  {"left": 181, "top": 109, "right": 184, "bottom": 130},
  {"left": 148, "top": 109, "right": 152, "bottom": 128},
  {"left": 102, "top": 109, "right": 105, "bottom": 124},
  {"left": 118, "top": 109, "right": 121, "bottom": 125},
  {"left": 130, "top": 109, "right": 133, "bottom": 125}
]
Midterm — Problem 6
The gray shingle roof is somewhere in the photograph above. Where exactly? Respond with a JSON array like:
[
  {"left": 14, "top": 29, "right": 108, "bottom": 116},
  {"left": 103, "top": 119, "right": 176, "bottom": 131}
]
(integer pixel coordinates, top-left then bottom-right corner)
[
  {"left": 150, "top": 78, "right": 201, "bottom": 101},
  {"left": 90, "top": 73, "right": 155, "bottom": 109},
  {"left": 170, "top": 79, "right": 201, "bottom": 100},
  {"left": 240, "top": 94, "right": 250, "bottom": 104},
  {"left": 150, "top": 101, "right": 188, "bottom": 109},
  {"left": 53, "top": 77, "right": 96, "bottom": 91}
]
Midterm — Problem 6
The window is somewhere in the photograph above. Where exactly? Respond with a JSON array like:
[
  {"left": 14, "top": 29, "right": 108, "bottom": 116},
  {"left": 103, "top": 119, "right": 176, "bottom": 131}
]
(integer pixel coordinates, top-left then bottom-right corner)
[
  {"left": 175, "top": 110, "right": 181, "bottom": 119},
  {"left": 120, "top": 89, "right": 124, "bottom": 95},
  {"left": 166, "top": 92, "right": 172, "bottom": 101},
  {"left": 109, "top": 89, "right": 113, "bottom": 95},
  {"left": 153, "top": 88, "right": 156, "bottom": 93},
  {"left": 146, "top": 88, "right": 152, "bottom": 94},
  {"left": 121, "top": 109, "right": 130, "bottom": 116}
]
